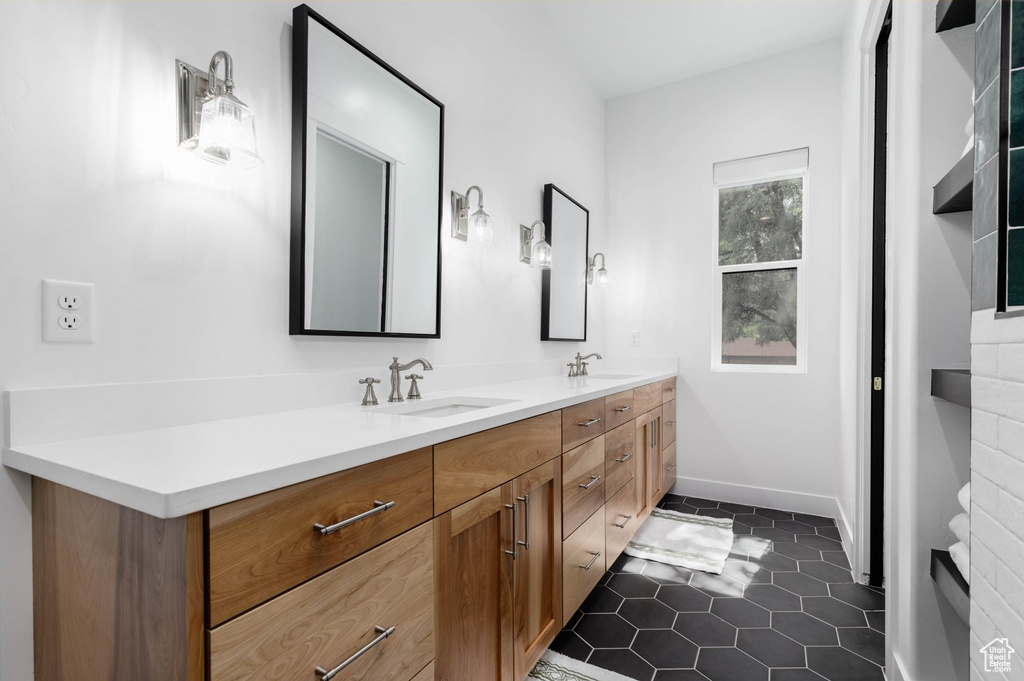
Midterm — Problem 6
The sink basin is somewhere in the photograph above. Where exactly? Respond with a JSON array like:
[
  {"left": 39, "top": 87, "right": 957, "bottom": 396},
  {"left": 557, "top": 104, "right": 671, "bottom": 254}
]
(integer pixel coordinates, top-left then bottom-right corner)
[
  {"left": 581, "top": 374, "right": 640, "bottom": 380},
  {"left": 376, "top": 396, "right": 518, "bottom": 418}
]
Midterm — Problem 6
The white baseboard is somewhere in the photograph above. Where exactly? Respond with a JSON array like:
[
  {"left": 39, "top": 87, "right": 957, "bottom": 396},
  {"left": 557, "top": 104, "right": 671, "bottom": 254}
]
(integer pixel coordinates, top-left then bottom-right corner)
[{"left": 669, "top": 475, "right": 855, "bottom": 555}]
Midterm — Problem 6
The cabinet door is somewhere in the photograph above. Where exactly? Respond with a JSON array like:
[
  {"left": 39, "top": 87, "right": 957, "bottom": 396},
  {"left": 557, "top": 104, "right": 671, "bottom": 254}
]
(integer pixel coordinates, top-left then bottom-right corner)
[
  {"left": 512, "top": 460, "right": 562, "bottom": 680},
  {"left": 662, "top": 441, "right": 677, "bottom": 499},
  {"left": 634, "top": 408, "right": 662, "bottom": 519},
  {"left": 434, "top": 485, "right": 515, "bottom": 681}
]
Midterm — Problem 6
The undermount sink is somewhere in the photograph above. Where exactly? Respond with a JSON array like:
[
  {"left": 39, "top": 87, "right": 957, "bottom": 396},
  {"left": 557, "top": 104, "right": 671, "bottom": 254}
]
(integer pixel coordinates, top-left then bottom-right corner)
[
  {"left": 376, "top": 396, "right": 518, "bottom": 418},
  {"left": 581, "top": 374, "right": 640, "bottom": 380}
]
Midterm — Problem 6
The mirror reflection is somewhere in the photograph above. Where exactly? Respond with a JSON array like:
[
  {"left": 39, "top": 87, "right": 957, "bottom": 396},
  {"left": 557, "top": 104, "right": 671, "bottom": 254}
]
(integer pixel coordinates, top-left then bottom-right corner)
[
  {"left": 291, "top": 5, "right": 444, "bottom": 337},
  {"left": 542, "top": 184, "right": 590, "bottom": 341}
]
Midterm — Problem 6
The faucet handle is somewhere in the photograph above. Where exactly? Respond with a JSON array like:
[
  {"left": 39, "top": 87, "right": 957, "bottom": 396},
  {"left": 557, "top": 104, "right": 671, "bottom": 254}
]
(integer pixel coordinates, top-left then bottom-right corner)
[
  {"left": 567, "top": 363, "right": 578, "bottom": 378},
  {"left": 358, "top": 377, "right": 380, "bottom": 406},
  {"left": 405, "top": 374, "right": 423, "bottom": 400},
  {"left": 581, "top": 361, "right": 589, "bottom": 375}
]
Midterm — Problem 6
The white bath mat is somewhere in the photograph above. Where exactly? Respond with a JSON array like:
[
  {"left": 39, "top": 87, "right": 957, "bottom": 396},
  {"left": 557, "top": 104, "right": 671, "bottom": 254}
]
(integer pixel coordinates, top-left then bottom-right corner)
[
  {"left": 528, "top": 650, "right": 635, "bottom": 681},
  {"left": 624, "top": 508, "right": 734, "bottom": 574}
]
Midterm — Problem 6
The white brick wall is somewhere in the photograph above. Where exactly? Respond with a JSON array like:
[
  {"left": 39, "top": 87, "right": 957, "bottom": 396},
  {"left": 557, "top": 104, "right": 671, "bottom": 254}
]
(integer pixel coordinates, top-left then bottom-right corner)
[{"left": 970, "top": 311, "right": 1024, "bottom": 681}]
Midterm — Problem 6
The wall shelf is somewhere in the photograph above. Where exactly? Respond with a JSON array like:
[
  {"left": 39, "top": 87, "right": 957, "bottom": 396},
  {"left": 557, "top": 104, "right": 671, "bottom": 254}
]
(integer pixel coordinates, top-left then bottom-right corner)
[
  {"left": 936, "top": 0, "right": 977, "bottom": 32},
  {"left": 931, "top": 549, "right": 970, "bottom": 624},
  {"left": 933, "top": 149, "right": 974, "bottom": 214},
  {"left": 931, "top": 369, "right": 971, "bottom": 407}
]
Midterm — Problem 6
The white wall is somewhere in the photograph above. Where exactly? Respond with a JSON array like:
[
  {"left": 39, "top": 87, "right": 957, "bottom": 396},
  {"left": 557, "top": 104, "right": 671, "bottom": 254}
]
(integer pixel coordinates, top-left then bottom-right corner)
[
  {"left": 604, "top": 41, "right": 847, "bottom": 522},
  {"left": 0, "top": 2, "right": 607, "bottom": 677}
]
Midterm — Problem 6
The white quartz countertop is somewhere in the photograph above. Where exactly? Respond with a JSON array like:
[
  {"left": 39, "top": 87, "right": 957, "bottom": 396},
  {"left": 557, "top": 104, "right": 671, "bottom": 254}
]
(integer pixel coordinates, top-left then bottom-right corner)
[{"left": 2, "top": 370, "right": 676, "bottom": 519}]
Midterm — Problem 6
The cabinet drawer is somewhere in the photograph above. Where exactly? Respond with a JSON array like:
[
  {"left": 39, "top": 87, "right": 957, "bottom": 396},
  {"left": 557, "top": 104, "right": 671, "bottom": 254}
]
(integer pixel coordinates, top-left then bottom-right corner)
[
  {"left": 434, "top": 412, "right": 561, "bottom": 515},
  {"left": 562, "top": 397, "right": 606, "bottom": 452},
  {"left": 661, "top": 378, "right": 677, "bottom": 403},
  {"left": 606, "top": 477, "right": 637, "bottom": 566},
  {"left": 208, "top": 523, "right": 434, "bottom": 681},
  {"left": 603, "top": 390, "right": 635, "bottom": 431},
  {"left": 633, "top": 382, "right": 662, "bottom": 415},
  {"left": 562, "top": 436, "right": 605, "bottom": 539},
  {"left": 662, "top": 399, "right": 676, "bottom": 448},
  {"left": 662, "top": 441, "right": 678, "bottom": 499},
  {"left": 562, "top": 507, "right": 606, "bottom": 626},
  {"left": 207, "top": 448, "right": 433, "bottom": 627},
  {"left": 604, "top": 422, "right": 635, "bottom": 501}
]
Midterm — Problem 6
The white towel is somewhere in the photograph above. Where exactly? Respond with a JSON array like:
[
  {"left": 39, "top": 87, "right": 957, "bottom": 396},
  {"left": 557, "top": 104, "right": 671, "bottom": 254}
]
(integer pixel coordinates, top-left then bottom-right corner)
[
  {"left": 957, "top": 482, "right": 971, "bottom": 514},
  {"left": 949, "top": 512, "right": 970, "bottom": 548},
  {"left": 950, "top": 542, "right": 970, "bottom": 585}
]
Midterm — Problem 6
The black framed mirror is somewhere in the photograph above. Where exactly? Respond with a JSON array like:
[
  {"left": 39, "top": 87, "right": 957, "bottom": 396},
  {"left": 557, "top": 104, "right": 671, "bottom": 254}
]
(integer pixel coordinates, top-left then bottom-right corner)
[
  {"left": 290, "top": 4, "right": 444, "bottom": 337},
  {"left": 541, "top": 184, "right": 589, "bottom": 341}
]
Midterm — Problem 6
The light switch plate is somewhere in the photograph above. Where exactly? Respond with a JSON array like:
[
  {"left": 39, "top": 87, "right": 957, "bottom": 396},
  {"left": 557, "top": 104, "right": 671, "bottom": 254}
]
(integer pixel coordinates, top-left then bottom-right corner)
[{"left": 42, "top": 279, "right": 94, "bottom": 343}]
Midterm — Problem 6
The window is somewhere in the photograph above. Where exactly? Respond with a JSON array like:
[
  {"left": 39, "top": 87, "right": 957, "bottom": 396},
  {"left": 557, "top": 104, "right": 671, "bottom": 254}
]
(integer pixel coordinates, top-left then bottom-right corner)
[{"left": 713, "top": 149, "right": 808, "bottom": 372}]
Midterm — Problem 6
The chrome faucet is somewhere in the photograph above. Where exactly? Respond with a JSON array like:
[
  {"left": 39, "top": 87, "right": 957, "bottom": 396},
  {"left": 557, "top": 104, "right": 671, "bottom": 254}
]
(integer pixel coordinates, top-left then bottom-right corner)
[
  {"left": 388, "top": 357, "right": 433, "bottom": 402},
  {"left": 570, "top": 352, "right": 602, "bottom": 377}
]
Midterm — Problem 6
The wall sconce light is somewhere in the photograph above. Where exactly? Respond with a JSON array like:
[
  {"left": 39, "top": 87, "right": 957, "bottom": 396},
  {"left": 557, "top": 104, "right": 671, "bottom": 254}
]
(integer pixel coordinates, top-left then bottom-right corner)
[
  {"left": 588, "top": 252, "right": 609, "bottom": 286},
  {"left": 176, "top": 51, "right": 262, "bottom": 169},
  {"left": 451, "top": 185, "right": 494, "bottom": 243},
  {"left": 520, "top": 220, "right": 552, "bottom": 269}
]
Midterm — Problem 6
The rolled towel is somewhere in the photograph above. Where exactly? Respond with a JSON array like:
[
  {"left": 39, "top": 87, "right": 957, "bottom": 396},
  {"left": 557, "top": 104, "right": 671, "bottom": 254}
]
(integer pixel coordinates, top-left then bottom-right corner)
[
  {"left": 949, "top": 512, "right": 971, "bottom": 548},
  {"left": 957, "top": 482, "right": 971, "bottom": 514},
  {"left": 950, "top": 542, "right": 970, "bottom": 585}
]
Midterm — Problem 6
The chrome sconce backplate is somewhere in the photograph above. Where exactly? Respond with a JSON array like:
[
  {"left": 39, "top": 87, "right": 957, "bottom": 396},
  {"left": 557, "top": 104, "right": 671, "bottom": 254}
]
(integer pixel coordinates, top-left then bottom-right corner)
[
  {"left": 175, "top": 59, "right": 223, "bottom": 150},
  {"left": 450, "top": 190, "right": 469, "bottom": 240},
  {"left": 519, "top": 224, "right": 534, "bottom": 264}
]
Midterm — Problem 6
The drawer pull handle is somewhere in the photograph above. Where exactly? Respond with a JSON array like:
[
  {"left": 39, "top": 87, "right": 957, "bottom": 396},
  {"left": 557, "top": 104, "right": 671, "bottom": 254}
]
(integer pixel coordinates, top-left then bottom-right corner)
[
  {"left": 506, "top": 503, "right": 519, "bottom": 560},
  {"left": 315, "top": 625, "right": 395, "bottom": 680},
  {"left": 314, "top": 500, "right": 395, "bottom": 536},
  {"left": 666, "top": 421, "right": 676, "bottom": 426},
  {"left": 578, "top": 417, "right": 602, "bottom": 427},
  {"left": 615, "top": 514, "right": 634, "bottom": 529},
  {"left": 667, "top": 464, "right": 676, "bottom": 471},
  {"left": 668, "top": 387, "right": 677, "bottom": 392},
  {"left": 613, "top": 406, "right": 632, "bottom": 413},
  {"left": 614, "top": 453, "right": 633, "bottom": 464},
  {"left": 579, "top": 475, "right": 601, "bottom": 490},
  {"left": 517, "top": 494, "right": 531, "bottom": 550},
  {"left": 579, "top": 551, "right": 602, "bottom": 571}
]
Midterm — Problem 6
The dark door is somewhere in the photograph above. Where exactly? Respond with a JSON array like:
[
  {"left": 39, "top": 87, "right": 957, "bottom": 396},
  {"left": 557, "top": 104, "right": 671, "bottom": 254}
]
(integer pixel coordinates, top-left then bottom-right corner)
[{"left": 869, "top": 3, "right": 892, "bottom": 589}]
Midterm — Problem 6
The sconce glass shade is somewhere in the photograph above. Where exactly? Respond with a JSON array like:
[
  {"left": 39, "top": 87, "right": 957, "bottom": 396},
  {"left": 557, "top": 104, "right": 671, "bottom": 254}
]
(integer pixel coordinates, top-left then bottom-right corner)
[
  {"left": 468, "top": 206, "right": 494, "bottom": 244},
  {"left": 531, "top": 237, "right": 552, "bottom": 270},
  {"left": 595, "top": 265, "right": 609, "bottom": 287},
  {"left": 195, "top": 92, "right": 262, "bottom": 168}
]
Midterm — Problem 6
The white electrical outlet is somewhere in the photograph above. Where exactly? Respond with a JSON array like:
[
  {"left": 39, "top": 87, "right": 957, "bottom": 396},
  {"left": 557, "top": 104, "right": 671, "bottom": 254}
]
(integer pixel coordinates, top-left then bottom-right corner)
[
  {"left": 630, "top": 331, "right": 640, "bottom": 347},
  {"left": 42, "top": 279, "right": 94, "bottom": 343}
]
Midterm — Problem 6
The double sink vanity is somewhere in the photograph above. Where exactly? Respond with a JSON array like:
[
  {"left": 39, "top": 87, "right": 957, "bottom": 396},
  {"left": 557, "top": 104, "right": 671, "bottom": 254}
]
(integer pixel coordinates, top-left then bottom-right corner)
[{"left": 4, "top": 367, "right": 678, "bottom": 681}]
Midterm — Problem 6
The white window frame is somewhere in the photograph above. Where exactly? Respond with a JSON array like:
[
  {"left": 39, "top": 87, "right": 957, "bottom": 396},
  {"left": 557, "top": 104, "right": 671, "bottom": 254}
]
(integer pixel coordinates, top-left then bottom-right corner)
[{"left": 712, "top": 166, "right": 809, "bottom": 374}]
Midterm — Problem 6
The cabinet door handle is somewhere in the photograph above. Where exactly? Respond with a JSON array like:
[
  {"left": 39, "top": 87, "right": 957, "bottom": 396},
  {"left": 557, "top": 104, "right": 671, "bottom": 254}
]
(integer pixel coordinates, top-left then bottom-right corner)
[
  {"left": 614, "top": 405, "right": 632, "bottom": 413},
  {"left": 579, "top": 475, "right": 601, "bottom": 490},
  {"left": 649, "top": 420, "right": 656, "bottom": 449},
  {"left": 615, "top": 452, "right": 633, "bottom": 464},
  {"left": 314, "top": 500, "right": 395, "bottom": 536},
  {"left": 315, "top": 625, "right": 395, "bottom": 680},
  {"left": 615, "top": 514, "right": 633, "bottom": 529},
  {"left": 579, "top": 551, "right": 602, "bottom": 570},
  {"left": 654, "top": 417, "right": 660, "bottom": 449},
  {"left": 505, "top": 503, "right": 518, "bottom": 560},
  {"left": 578, "top": 417, "right": 602, "bottom": 427},
  {"left": 517, "top": 494, "right": 530, "bottom": 550}
]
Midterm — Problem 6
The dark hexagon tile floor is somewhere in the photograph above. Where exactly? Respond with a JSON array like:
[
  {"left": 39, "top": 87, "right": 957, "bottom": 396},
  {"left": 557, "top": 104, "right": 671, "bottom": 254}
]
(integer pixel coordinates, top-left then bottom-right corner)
[{"left": 548, "top": 494, "right": 886, "bottom": 681}]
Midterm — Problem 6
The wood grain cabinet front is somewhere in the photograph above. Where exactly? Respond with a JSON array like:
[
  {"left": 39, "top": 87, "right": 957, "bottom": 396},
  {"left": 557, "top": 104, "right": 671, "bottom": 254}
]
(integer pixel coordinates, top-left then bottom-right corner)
[
  {"left": 561, "top": 397, "right": 606, "bottom": 452},
  {"left": 206, "top": 447, "right": 434, "bottom": 627},
  {"left": 661, "top": 378, "right": 677, "bottom": 404},
  {"left": 561, "top": 507, "right": 605, "bottom": 627},
  {"left": 662, "top": 441, "right": 678, "bottom": 499},
  {"left": 605, "top": 477, "right": 637, "bottom": 567},
  {"left": 603, "top": 422, "right": 635, "bottom": 501},
  {"left": 662, "top": 399, "right": 676, "bottom": 448},
  {"left": 434, "top": 460, "right": 562, "bottom": 681},
  {"left": 208, "top": 523, "right": 434, "bottom": 681},
  {"left": 603, "top": 390, "right": 635, "bottom": 432},
  {"left": 561, "top": 436, "right": 605, "bottom": 539}
]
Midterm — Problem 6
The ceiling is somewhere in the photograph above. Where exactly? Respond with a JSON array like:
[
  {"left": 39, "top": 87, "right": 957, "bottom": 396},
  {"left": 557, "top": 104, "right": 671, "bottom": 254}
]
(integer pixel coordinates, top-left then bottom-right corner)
[{"left": 533, "top": 0, "right": 852, "bottom": 99}]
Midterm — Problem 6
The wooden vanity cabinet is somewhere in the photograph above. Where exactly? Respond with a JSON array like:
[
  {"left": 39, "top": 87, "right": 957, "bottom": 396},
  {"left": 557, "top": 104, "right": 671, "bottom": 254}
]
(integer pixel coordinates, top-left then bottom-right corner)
[
  {"left": 634, "top": 407, "right": 663, "bottom": 519},
  {"left": 561, "top": 397, "right": 607, "bottom": 452},
  {"left": 434, "top": 460, "right": 562, "bottom": 681}
]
